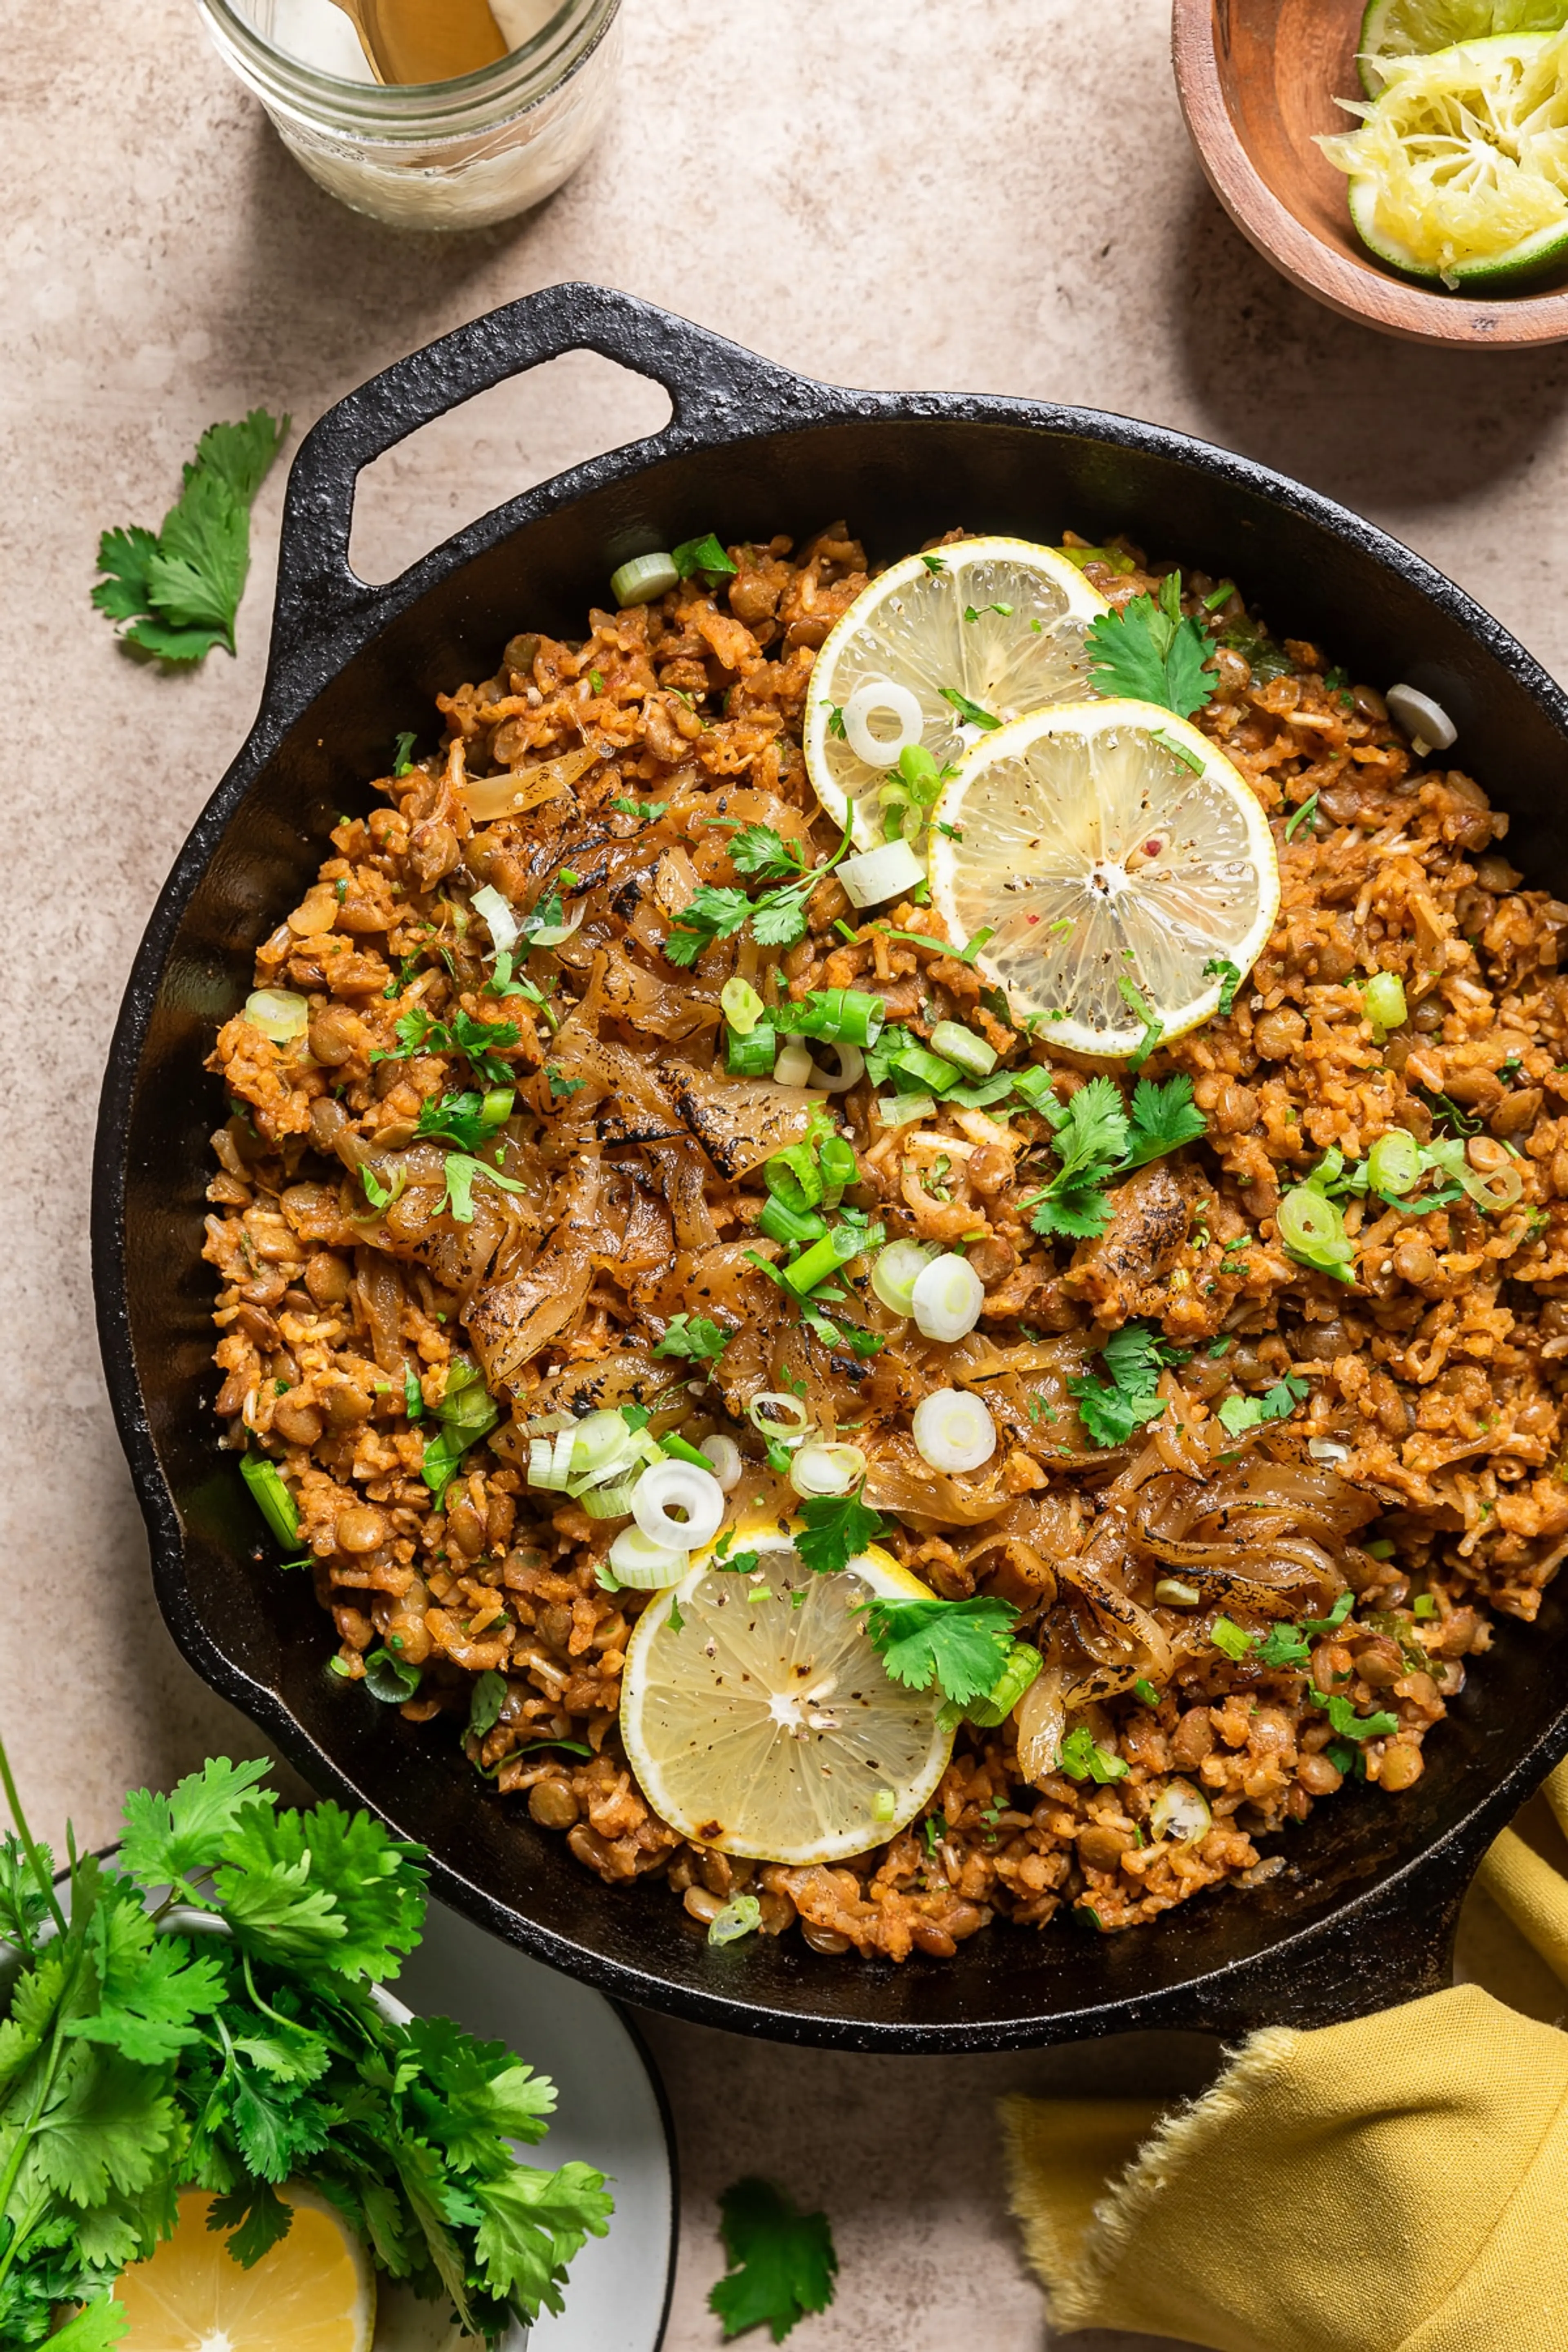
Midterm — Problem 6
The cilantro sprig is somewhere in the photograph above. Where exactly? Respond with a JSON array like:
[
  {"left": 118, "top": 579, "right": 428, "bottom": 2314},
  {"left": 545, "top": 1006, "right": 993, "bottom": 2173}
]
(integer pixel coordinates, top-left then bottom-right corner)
[
  {"left": 1085, "top": 571, "right": 1215, "bottom": 719},
  {"left": 1068, "top": 1322, "right": 1185, "bottom": 1447},
  {"left": 664, "top": 817, "right": 853, "bottom": 968},
  {"left": 0, "top": 1746, "right": 610, "bottom": 2345},
  {"left": 1022, "top": 1074, "right": 1206, "bottom": 1241},
  {"left": 654, "top": 1314, "right": 732, "bottom": 1364},
  {"left": 709, "top": 2177, "right": 837, "bottom": 2343},
  {"left": 795, "top": 1484, "right": 891, "bottom": 1578},
  {"left": 858, "top": 1595, "right": 1021, "bottom": 1708},
  {"left": 93, "top": 411, "right": 289, "bottom": 664}
]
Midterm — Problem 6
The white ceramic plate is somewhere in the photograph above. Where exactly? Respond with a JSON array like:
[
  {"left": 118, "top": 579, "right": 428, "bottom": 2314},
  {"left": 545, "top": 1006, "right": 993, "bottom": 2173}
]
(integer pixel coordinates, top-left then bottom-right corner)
[{"left": 390, "top": 1893, "right": 677, "bottom": 2352}]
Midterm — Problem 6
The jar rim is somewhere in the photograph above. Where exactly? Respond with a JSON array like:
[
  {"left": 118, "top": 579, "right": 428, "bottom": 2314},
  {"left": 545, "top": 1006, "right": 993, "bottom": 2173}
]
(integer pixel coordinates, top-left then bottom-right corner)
[{"left": 198, "top": 0, "right": 617, "bottom": 130}]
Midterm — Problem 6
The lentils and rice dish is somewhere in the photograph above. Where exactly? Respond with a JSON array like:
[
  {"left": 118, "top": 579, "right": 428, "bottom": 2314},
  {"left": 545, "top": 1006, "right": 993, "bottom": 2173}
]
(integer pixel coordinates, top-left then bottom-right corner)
[{"left": 205, "top": 522, "right": 1568, "bottom": 1963}]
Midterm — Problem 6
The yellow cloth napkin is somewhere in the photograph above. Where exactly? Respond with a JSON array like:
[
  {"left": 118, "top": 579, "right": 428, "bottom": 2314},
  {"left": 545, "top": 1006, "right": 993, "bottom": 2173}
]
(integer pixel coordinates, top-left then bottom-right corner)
[{"left": 1001, "top": 1759, "right": 1568, "bottom": 2352}]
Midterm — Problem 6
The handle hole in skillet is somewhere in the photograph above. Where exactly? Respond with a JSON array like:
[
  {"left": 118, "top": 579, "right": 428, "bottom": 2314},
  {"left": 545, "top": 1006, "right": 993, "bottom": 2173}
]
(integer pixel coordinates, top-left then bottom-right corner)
[{"left": 347, "top": 350, "right": 674, "bottom": 586}]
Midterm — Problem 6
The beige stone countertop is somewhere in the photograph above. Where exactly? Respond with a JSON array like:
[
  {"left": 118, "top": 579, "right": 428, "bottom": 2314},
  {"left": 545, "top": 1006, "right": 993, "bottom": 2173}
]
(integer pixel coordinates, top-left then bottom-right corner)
[{"left": 8, "top": 1, "right": 1568, "bottom": 2345}]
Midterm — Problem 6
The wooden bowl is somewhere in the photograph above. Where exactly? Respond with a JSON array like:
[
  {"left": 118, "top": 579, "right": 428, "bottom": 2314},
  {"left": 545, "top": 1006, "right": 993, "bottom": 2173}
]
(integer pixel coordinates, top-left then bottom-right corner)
[{"left": 1172, "top": 0, "right": 1568, "bottom": 346}]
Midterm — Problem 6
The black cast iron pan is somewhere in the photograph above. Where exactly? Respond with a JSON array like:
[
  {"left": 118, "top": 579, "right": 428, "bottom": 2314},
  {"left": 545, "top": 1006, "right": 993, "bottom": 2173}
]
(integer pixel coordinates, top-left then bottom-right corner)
[{"left": 93, "top": 282, "right": 1568, "bottom": 2051}]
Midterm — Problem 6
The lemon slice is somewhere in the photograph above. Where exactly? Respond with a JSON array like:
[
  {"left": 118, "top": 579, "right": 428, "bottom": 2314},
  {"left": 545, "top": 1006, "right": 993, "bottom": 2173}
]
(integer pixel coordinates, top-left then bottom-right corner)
[
  {"left": 112, "top": 2187, "right": 374, "bottom": 2351},
  {"left": 802, "top": 537, "right": 1111, "bottom": 849},
  {"left": 619, "top": 1526, "right": 955, "bottom": 1865},
  {"left": 926, "top": 698, "right": 1279, "bottom": 1054},
  {"left": 1321, "top": 31, "right": 1568, "bottom": 285}
]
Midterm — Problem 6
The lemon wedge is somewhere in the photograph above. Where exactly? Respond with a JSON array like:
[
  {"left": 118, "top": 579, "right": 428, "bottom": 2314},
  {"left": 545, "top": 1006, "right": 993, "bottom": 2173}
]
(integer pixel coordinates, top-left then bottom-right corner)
[
  {"left": 111, "top": 2186, "right": 374, "bottom": 2352},
  {"left": 925, "top": 698, "right": 1279, "bottom": 1055},
  {"left": 1357, "top": 0, "right": 1568, "bottom": 96},
  {"left": 802, "top": 537, "right": 1110, "bottom": 849},
  {"left": 619, "top": 1526, "right": 955, "bottom": 1865}
]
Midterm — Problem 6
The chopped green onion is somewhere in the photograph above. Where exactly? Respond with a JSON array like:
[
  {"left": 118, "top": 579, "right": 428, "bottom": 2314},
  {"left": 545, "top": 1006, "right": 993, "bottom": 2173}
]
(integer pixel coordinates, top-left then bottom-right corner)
[
  {"left": 1461, "top": 1157, "right": 1523, "bottom": 1213},
  {"left": 964, "top": 1641, "right": 1043, "bottom": 1727},
  {"left": 766, "top": 1143, "right": 825, "bottom": 1212},
  {"left": 661, "top": 1432, "right": 718, "bottom": 1470},
  {"left": 610, "top": 551, "right": 679, "bottom": 606},
  {"left": 580, "top": 1477, "right": 640, "bottom": 1519},
  {"left": 871, "top": 1238, "right": 935, "bottom": 1315},
  {"left": 721, "top": 976, "right": 766, "bottom": 1034},
  {"left": 672, "top": 531, "right": 737, "bottom": 581},
  {"left": 782, "top": 1226, "right": 867, "bottom": 1297},
  {"left": 1367, "top": 1128, "right": 1421, "bottom": 1196},
  {"left": 1363, "top": 970, "right": 1408, "bottom": 1038},
  {"left": 929, "top": 1020, "right": 997, "bottom": 1078},
  {"left": 891, "top": 1040, "right": 963, "bottom": 1093},
  {"left": 241, "top": 1454, "right": 299, "bottom": 1546},
  {"left": 949, "top": 1073, "right": 1016, "bottom": 1110},
  {"left": 1154, "top": 1577, "right": 1202, "bottom": 1607},
  {"left": 817, "top": 1135, "right": 858, "bottom": 1209},
  {"left": 897, "top": 742, "right": 944, "bottom": 804},
  {"left": 244, "top": 988, "right": 310, "bottom": 1044},
  {"left": 1011, "top": 1065, "right": 1060, "bottom": 1115},
  {"left": 758, "top": 1196, "right": 828, "bottom": 1248},
  {"left": 707, "top": 1893, "right": 762, "bottom": 1946},
  {"left": 1284, "top": 793, "right": 1319, "bottom": 841},
  {"left": 876, "top": 1091, "right": 937, "bottom": 1127},
  {"left": 726, "top": 1022, "right": 777, "bottom": 1077},
  {"left": 1278, "top": 1184, "right": 1356, "bottom": 1282},
  {"left": 775, "top": 988, "right": 886, "bottom": 1047}
]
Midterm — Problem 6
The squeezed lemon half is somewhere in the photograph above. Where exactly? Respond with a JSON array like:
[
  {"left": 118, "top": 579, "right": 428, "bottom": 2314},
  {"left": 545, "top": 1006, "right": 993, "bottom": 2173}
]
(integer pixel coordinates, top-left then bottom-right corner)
[
  {"left": 925, "top": 698, "right": 1280, "bottom": 1056},
  {"left": 1357, "top": 0, "right": 1568, "bottom": 96},
  {"left": 802, "top": 537, "right": 1109, "bottom": 850},
  {"left": 619, "top": 1526, "right": 955, "bottom": 1866},
  {"left": 111, "top": 2186, "right": 374, "bottom": 2352}
]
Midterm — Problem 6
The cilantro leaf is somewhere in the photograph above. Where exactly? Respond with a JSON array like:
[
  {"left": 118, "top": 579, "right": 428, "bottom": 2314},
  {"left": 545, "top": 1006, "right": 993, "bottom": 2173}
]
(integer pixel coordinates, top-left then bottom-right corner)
[
  {"left": 1085, "top": 572, "right": 1215, "bottom": 718},
  {"left": 39, "top": 2301, "right": 128, "bottom": 2350},
  {"left": 795, "top": 1484, "right": 891, "bottom": 1577},
  {"left": 1216, "top": 1375, "right": 1310, "bottom": 1437},
  {"left": 1203, "top": 956, "right": 1243, "bottom": 1017},
  {"left": 0, "top": 1832, "right": 55, "bottom": 1951},
  {"left": 119, "top": 1756, "right": 273, "bottom": 1890},
  {"left": 709, "top": 2177, "right": 838, "bottom": 2344},
  {"left": 207, "top": 2180, "right": 296, "bottom": 2268},
  {"left": 33, "top": 2048, "right": 180, "bottom": 2206},
  {"left": 673, "top": 531, "right": 737, "bottom": 581},
  {"left": 415, "top": 1091, "right": 492, "bottom": 1153},
  {"left": 730, "top": 825, "right": 801, "bottom": 880},
  {"left": 467, "top": 1670, "right": 508, "bottom": 1741},
  {"left": 1256, "top": 1620, "right": 1312, "bottom": 1668},
  {"left": 92, "top": 410, "right": 287, "bottom": 665},
  {"left": 1311, "top": 1688, "right": 1400, "bottom": 1743},
  {"left": 1068, "top": 1321, "right": 1176, "bottom": 1447},
  {"left": 1025, "top": 1076, "right": 1129, "bottom": 1240},
  {"left": 1123, "top": 1074, "right": 1207, "bottom": 1168},
  {"left": 858, "top": 1596, "right": 1020, "bottom": 1707},
  {"left": 748, "top": 894, "right": 811, "bottom": 949},
  {"left": 211, "top": 1796, "right": 426, "bottom": 1980},
  {"left": 437, "top": 1152, "right": 530, "bottom": 1225},
  {"left": 654, "top": 1314, "right": 732, "bottom": 1363},
  {"left": 470, "top": 2159, "right": 614, "bottom": 2317},
  {"left": 401, "top": 2014, "right": 556, "bottom": 2164},
  {"left": 1058, "top": 1725, "right": 1129, "bottom": 1782}
]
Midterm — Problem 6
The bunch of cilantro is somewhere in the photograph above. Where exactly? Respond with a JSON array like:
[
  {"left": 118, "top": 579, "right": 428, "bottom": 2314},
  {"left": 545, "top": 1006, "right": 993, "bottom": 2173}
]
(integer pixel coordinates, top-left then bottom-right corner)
[
  {"left": 92, "top": 412, "right": 289, "bottom": 665},
  {"left": 0, "top": 1750, "right": 610, "bottom": 2347}
]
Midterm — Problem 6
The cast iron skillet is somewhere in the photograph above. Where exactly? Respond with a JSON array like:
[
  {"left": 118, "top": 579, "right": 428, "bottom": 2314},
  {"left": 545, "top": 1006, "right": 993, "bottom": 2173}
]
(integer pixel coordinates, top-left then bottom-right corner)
[{"left": 94, "top": 282, "right": 1568, "bottom": 2052}]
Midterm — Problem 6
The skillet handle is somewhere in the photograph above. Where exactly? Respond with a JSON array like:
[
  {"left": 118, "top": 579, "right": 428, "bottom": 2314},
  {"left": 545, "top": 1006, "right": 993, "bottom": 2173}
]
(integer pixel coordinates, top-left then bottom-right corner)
[{"left": 268, "top": 282, "right": 826, "bottom": 659}]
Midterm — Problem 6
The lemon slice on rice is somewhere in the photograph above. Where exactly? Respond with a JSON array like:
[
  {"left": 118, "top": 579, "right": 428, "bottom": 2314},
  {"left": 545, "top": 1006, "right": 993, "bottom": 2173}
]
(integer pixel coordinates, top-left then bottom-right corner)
[
  {"left": 619, "top": 1525, "right": 955, "bottom": 1866},
  {"left": 925, "top": 698, "right": 1279, "bottom": 1056},
  {"left": 112, "top": 2186, "right": 374, "bottom": 2351},
  {"left": 1321, "top": 31, "right": 1568, "bottom": 286},
  {"left": 802, "top": 537, "right": 1111, "bottom": 849}
]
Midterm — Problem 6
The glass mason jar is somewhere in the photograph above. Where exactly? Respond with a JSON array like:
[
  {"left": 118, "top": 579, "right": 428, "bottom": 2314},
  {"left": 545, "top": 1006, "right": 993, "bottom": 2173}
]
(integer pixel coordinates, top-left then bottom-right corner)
[{"left": 196, "top": 0, "right": 621, "bottom": 232}]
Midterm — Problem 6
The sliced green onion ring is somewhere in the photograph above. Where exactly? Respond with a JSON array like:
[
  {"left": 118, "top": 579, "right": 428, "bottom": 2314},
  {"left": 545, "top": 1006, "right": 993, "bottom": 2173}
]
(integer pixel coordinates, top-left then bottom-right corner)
[
  {"left": 1461, "top": 1158, "right": 1523, "bottom": 1213},
  {"left": 929, "top": 1020, "right": 998, "bottom": 1079},
  {"left": 965, "top": 1641, "right": 1043, "bottom": 1728},
  {"left": 788, "top": 1441, "right": 868, "bottom": 1498},
  {"left": 726, "top": 1023, "right": 777, "bottom": 1077},
  {"left": 1277, "top": 1184, "right": 1356, "bottom": 1281},
  {"left": 1367, "top": 1128, "right": 1421, "bottom": 1196},
  {"left": 748, "top": 1392, "right": 814, "bottom": 1445},
  {"left": 245, "top": 988, "right": 310, "bottom": 1045},
  {"left": 872, "top": 1239, "right": 936, "bottom": 1316},
  {"left": 1149, "top": 1776, "right": 1212, "bottom": 1844},
  {"left": 606, "top": 1525, "right": 689, "bottom": 1588},
  {"left": 1363, "top": 970, "right": 1408, "bottom": 1037},
  {"left": 610, "top": 551, "right": 680, "bottom": 607}
]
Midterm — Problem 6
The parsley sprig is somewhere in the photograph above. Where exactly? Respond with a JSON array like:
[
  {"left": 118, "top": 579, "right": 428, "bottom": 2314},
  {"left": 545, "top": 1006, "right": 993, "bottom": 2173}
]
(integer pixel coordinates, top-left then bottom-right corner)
[
  {"left": 1085, "top": 571, "right": 1216, "bottom": 719},
  {"left": 0, "top": 1748, "right": 610, "bottom": 2346}
]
